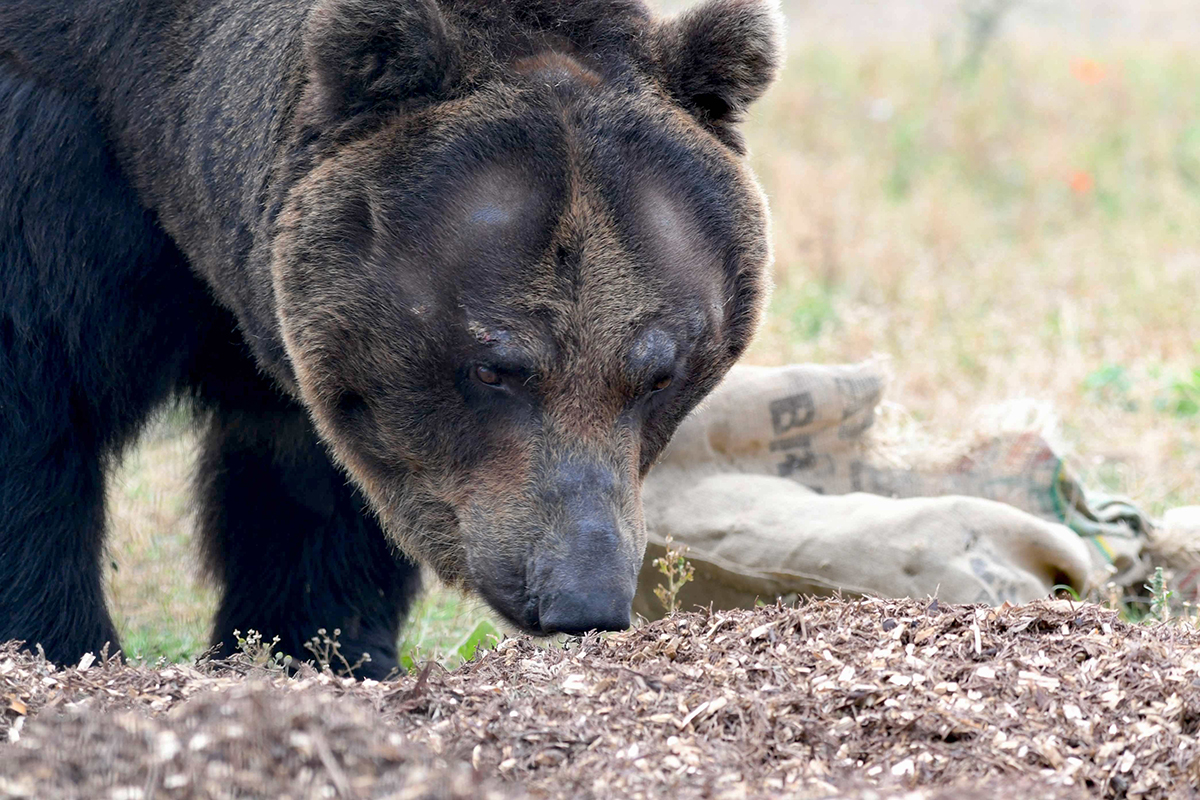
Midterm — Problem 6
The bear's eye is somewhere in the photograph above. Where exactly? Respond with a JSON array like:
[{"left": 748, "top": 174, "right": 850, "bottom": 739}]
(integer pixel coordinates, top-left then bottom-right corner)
[
  {"left": 651, "top": 375, "right": 673, "bottom": 392},
  {"left": 475, "top": 365, "right": 503, "bottom": 387}
]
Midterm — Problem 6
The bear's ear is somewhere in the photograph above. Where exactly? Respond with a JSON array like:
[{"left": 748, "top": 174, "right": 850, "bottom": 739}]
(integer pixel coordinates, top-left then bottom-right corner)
[
  {"left": 304, "top": 0, "right": 460, "bottom": 123},
  {"left": 653, "top": 0, "right": 784, "bottom": 152}
]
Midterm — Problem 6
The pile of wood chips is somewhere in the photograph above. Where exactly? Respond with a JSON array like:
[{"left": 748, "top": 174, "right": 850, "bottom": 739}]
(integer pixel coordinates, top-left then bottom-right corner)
[{"left": 1, "top": 597, "right": 1198, "bottom": 799}]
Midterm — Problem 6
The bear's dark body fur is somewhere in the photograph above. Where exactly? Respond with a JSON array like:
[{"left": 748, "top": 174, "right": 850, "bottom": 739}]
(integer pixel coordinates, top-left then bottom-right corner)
[
  {"left": 0, "top": 0, "right": 780, "bottom": 678},
  {"left": 0, "top": 62, "right": 420, "bottom": 675}
]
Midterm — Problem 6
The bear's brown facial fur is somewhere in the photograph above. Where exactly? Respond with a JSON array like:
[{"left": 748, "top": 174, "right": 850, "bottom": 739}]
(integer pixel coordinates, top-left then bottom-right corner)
[{"left": 273, "top": 0, "right": 781, "bottom": 634}]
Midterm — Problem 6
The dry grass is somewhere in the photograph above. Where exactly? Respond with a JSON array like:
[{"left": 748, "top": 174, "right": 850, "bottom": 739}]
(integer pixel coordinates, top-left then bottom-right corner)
[
  {"left": 103, "top": 0, "right": 1199, "bottom": 662},
  {"left": 741, "top": 9, "right": 1200, "bottom": 516},
  {"left": 106, "top": 418, "right": 215, "bottom": 663}
]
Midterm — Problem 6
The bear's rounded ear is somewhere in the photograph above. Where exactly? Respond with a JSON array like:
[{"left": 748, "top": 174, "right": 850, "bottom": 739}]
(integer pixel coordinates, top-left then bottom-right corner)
[
  {"left": 653, "top": 0, "right": 784, "bottom": 152},
  {"left": 304, "top": 0, "right": 460, "bottom": 123}
]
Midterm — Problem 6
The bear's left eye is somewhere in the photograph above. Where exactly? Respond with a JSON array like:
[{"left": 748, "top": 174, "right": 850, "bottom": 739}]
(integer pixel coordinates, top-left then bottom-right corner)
[
  {"left": 475, "top": 365, "right": 503, "bottom": 387},
  {"left": 651, "top": 375, "right": 673, "bottom": 392}
]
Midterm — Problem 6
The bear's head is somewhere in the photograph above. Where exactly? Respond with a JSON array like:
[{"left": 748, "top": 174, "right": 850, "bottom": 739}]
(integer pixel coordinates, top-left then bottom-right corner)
[{"left": 273, "top": 0, "right": 781, "bottom": 634}]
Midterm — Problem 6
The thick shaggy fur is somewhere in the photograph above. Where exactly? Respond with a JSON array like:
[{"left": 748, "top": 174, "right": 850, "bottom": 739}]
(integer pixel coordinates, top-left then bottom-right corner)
[
  {"left": 0, "top": 63, "right": 420, "bottom": 676},
  {"left": 0, "top": 0, "right": 780, "bottom": 672}
]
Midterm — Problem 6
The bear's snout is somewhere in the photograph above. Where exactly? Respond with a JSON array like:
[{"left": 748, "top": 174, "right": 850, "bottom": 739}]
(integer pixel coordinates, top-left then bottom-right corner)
[
  {"left": 466, "top": 454, "right": 642, "bottom": 636},
  {"left": 529, "top": 457, "right": 638, "bottom": 634},
  {"left": 532, "top": 516, "right": 637, "bottom": 635},
  {"left": 537, "top": 579, "right": 633, "bottom": 635}
]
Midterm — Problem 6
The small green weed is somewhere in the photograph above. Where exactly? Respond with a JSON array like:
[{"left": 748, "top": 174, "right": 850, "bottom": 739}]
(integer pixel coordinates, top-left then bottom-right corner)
[
  {"left": 773, "top": 283, "right": 839, "bottom": 341},
  {"left": 1083, "top": 364, "right": 1134, "bottom": 409},
  {"left": 1156, "top": 369, "right": 1200, "bottom": 418},
  {"left": 1145, "top": 567, "right": 1173, "bottom": 623},
  {"left": 937, "top": 0, "right": 1018, "bottom": 83},
  {"left": 652, "top": 535, "right": 696, "bottom": 616},
  {"left": 121, "top": 626, "right": 210, "bottom": 665},
  {"left": 397, "top": 585, "right": 505, "bottom": 671},
  {"left": 233, "top": 629, "right": 291, "bottom": 672},
  {"left": 885, "top": 113, "right": 927, "bottom": 200},
  {"left": 305, "top": 627, "right": 375, "bottom": 679},
  {"left": 1050, "top": 583, "right": 1082, "bottom": 601},
  {"left": 453, "top": 619, "right": 501, "bottom": 666},
  {"left": 400, "top": 618, "right": 502, "bottom": 672},
  {"left": 1175, "top": 123, "right": 1200, "bottom": 195}
]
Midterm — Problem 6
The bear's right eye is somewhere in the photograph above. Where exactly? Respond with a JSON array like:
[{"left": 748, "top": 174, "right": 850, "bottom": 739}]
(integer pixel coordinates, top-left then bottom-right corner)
[{"left": 474, "top": 365, "right": 503, "bottom": 387}]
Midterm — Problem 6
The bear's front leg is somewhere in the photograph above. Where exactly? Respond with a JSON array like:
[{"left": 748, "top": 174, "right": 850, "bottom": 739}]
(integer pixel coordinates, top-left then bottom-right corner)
[
  {"left": 193, "top": 388, "right": 421, "bottom": 680},
  {"left": 0, "top": 59, "right": 208, "bottom": 666},
  {"left": 0, "top": 450, "right": 121, "bottom": 665}
]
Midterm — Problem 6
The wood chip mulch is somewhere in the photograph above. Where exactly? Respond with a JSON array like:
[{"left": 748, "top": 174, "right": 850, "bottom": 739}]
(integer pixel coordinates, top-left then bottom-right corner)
[{"left": 1, "top": 597, "right": 1198, "bottom": 799}]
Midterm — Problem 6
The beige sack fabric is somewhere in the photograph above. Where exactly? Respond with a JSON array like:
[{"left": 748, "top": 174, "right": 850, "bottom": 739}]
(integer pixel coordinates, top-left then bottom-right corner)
[
  {"left": 1153, "top": 506, "right": 1200, "bottom": 603},
  {"left": 636, "top": 362, "right": 1153, "bottom": 620}
]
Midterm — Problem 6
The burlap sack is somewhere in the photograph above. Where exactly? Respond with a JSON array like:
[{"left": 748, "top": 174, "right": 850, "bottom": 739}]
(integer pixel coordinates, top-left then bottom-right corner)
[
  {"left": 636, "top": 362, "right": 1152, "bottom": 619},
  {"left": 1151, "top": 506, "right": 1200, "bottom": 603}
]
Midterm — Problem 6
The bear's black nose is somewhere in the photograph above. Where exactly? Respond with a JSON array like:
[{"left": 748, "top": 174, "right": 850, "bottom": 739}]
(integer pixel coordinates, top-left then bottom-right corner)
[
  {"left": 533, "top": 517, "right": 636, "bottom": 634},
  {"left": 530, "top": 459, "right": 638, "bottom": 635},
  {"left": 538, "top": 580, "right": 633, "bottom": 635}
]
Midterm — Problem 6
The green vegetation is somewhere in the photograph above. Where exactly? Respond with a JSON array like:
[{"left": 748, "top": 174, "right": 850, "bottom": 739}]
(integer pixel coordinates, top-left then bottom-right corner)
[{"left": 651, "top": 535, "right": 697, "bottom": 616}]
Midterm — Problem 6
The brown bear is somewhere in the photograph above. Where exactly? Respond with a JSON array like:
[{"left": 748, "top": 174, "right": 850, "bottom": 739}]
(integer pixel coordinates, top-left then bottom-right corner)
[{"left": 0, "top": 0, "right": 781, "bottom": 678}]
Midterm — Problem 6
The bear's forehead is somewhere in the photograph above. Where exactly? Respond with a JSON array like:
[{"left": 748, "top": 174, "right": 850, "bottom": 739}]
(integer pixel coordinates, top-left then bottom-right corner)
[
  {"left": 365, "top": 72, "right": 741, "bottom": 365},
  {"left": 398, "top": 95, "right": 739, "bottom": 275},
  {"left": 511, "top": 52, "right": 604, "bottom": 91},
  {"left": 435, "top": 158, "right": 727, "bottom": 343}
]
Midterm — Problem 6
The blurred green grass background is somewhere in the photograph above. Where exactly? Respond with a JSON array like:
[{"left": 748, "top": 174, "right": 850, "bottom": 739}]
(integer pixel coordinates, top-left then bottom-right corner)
[{"left": 106, "top": 0, "right": 1200, "bottom": 663}]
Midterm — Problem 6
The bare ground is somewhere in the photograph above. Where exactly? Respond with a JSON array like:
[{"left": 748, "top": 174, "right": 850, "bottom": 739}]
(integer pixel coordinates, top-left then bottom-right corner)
[{"left": 2, "top": 598, "right": 1198, "bottom": 799}]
